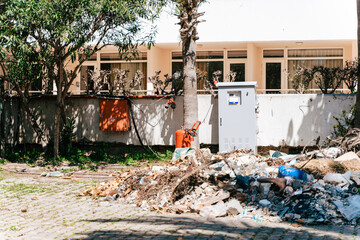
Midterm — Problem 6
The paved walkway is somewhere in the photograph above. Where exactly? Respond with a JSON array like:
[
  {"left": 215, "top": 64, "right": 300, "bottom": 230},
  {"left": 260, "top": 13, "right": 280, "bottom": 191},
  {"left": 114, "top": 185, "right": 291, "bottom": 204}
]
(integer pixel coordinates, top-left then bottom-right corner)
[{"left": 0, "top": 171, "right": 359, "bottom": 240}]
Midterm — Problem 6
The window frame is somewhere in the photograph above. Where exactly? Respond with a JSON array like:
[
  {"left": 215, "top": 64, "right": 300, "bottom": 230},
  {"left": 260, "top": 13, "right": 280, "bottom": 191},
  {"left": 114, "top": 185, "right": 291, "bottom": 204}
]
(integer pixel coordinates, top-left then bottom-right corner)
[
  {"left": 286, "top": 47, "right": 344, "bottom": 91},
  {"left": 80, "top": 51, "right": 148, "bottom": 94},
  {"left": 170, "top": 49, "right": 248, "bottom": 83}
]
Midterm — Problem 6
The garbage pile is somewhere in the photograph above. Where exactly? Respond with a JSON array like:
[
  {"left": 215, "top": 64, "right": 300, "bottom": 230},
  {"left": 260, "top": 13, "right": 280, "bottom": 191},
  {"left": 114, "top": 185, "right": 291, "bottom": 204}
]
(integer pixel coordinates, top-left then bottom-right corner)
[
  {"left": 329, "top": 128, "right": 360, "bottom": 154},
  {"left": 82, "top": 146, "right": 360, "bottom": 225}
]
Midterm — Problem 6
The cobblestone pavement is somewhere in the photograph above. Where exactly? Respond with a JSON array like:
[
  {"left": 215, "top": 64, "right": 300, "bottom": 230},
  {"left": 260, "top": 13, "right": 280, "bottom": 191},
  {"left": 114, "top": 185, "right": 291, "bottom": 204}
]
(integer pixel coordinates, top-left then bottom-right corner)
[{"left": 0, "top": 172, "right": 359, "bottom": 240}]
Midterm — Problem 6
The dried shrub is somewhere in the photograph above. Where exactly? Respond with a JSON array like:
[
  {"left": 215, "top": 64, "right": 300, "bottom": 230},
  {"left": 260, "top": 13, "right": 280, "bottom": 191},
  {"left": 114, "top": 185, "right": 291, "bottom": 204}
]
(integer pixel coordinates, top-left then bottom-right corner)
[
  {"left": 290, "top": 66, "right": 313, "bottom": 94},
  {"left": 342, "top": 59, "right": 358, "bottom": 93},
  {"left": 312, "top": 66, "right": 343, "bottom": 94},
  {"left": 85, "top": 69, "right": 144, "bottom": 96}
]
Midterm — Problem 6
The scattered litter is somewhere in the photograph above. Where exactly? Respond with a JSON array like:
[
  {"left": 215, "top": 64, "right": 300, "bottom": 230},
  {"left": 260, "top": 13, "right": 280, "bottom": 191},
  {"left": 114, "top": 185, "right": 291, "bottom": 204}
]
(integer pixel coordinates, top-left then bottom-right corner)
[
  {"left": 99, "top": 201, "right": 110, "bottom": 207},
  {"left": 41, "top": 171, "right": 63, "bottom": 177},
  {"left": 81, "top": 141, "right": 360, "bottom": 225},
  {"left": 259, "top": 199, "right": 271, "bottom": 207},
  {"left": 278, "top": 165, "right": 313, "bottom": 182}
]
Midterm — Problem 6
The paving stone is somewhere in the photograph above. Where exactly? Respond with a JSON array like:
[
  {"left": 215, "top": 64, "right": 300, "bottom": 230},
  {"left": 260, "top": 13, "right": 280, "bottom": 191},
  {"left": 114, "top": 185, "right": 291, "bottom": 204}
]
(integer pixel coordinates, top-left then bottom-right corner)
[{"left": 0, "top": 174, "right": 358, "bottom": 240}]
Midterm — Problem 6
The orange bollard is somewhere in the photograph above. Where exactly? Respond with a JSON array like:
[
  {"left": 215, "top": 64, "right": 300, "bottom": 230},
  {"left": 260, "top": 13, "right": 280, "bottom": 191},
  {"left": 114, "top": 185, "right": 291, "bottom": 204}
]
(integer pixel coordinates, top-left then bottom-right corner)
[{"left": 176, "top": 129, "right": 186, "bottom": 148}]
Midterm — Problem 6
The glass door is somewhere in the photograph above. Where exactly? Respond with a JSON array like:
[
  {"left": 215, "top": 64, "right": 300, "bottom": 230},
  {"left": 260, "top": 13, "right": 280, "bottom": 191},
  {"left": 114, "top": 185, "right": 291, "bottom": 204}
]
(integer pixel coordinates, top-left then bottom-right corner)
[
  {"left": 226, "top": 61, "right": 246, "bottom": 82},
  {"left": 263, "top": 59, "right": 284, "bottom": 93},
  {"left": 80, "top": 65, "right": 95, "bottom": 94}
]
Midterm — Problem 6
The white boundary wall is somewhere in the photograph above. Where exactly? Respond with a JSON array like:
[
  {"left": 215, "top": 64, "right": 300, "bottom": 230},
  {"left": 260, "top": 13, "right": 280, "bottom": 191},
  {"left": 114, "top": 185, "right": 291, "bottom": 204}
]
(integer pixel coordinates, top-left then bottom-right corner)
[
  {"left": 256, "top": 94, "right": 355, "bottom": 147},
  {"left": 4, "top": 94, "right": 355, "bottom": 147}
]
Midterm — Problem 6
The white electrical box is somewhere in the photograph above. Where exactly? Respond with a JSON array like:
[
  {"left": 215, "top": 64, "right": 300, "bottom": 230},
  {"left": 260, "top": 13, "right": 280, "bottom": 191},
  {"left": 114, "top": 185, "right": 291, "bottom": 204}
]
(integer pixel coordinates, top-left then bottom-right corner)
[{"left": 216, "top": 82, "right": 257, "bottom": 153}]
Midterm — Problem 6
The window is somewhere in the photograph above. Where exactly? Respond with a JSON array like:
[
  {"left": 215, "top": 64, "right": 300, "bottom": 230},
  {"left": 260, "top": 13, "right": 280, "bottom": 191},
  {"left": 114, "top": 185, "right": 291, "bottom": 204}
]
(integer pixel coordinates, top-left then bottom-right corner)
[
  {"left": 172, "top": 51, "right": 224, "bottom": 90},
  {"left": 80, "top": 52, "right": 148, "bottom": 94},
  {"left": 288, "top": 49, "right": 343, "bottom": 58},
  {"left": 79, "top": 54, "right": 97, "bottom": 61},
  {"left": 229, "top": 63, "right": 245, "bottom": 82},
  {"left": 228, "top": 50, "right": 247, "bottom": 59},
  {"left": 197, "top": 51, "right": 223, "bottom": 59},
  {"left": 227, "top": 50, "right": 246, "bottom": 82},
  {"left": 101, "top": 52, "right": 147, "bottom": 61},
  {"left": 171, "top": 51, "right": 223, "bottom": 60},
  {"left": 171, "top": 50, "right": 248, "bottom": 90},
  {"left": 263, "top": 50, "right": 284, "bottom": 58},
  {"left": 101, "top": 63, "right": 147, "bottom": 91},
  {"left": 171, "top": 61, "right": 223, "bottom": 90},
  {"left": 287, "top": 48, "right": 343, "bottom": 89},
  {"left": 266, "top": 62, "right": 282, "bottom": 93},
  {"left": 80, "top": 66, "right": 95, "bottom": 93}
]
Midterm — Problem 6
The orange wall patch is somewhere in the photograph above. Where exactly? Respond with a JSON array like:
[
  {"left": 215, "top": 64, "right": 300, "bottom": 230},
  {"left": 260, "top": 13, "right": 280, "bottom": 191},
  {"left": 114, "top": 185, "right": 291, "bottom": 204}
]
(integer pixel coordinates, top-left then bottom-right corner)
[{"left": 99, "top": 99, "right": 130, "bottom": 131}]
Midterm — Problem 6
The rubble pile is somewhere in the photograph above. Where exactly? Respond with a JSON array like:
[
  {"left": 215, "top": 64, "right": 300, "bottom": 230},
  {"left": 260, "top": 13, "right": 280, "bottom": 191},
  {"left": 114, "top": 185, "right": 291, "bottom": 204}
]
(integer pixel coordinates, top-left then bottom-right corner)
[
  {"left": 83, "top": 146, "right": 360, "bottom": 225},
  {"left": 329, "top": 128, "right": 360, "bottom": 155}
]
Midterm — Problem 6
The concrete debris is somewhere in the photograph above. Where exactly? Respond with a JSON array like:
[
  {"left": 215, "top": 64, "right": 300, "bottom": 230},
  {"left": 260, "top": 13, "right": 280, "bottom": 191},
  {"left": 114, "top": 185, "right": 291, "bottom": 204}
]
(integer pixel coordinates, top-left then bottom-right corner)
[
  {"left": 323, "top": 171, "right": 353, "bottom": 184},
  {"left": 333, "top": 195, "right": 360, "bottom": 221},
  {"left": 200, "top": 201, "right": 227, "bottom": 218},
  {"left": 82, "top": 144, "right": 360, "bottom": 226},
  {"left": 335, "top": 151, "right": 360, "bottom": 162}
]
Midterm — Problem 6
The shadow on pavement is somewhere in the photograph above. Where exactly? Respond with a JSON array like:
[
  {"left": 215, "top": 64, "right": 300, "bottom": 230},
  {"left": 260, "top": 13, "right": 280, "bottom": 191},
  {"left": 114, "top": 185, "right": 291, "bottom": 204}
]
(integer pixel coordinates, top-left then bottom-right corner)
[{"left": 74, "top": 214, "right": 351, "bottom": 240}]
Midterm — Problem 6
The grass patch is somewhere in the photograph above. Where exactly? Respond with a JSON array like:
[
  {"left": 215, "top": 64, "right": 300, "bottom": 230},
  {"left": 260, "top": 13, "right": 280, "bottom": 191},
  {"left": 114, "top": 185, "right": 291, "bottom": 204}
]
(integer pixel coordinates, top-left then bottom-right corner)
[
  {"left": 4, "top": 145, "right": 173, "bottom": 170},
  {"left": 0, "top": 183, "right": 54, "bottom": 195}
]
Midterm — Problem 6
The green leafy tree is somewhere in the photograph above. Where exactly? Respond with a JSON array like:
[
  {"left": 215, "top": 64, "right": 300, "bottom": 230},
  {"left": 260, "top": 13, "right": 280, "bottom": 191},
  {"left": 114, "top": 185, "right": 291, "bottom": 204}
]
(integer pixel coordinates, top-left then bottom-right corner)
[
  {"left": 0, "top": 38, "right": 48, "bottom": 147},
  {"left": 0, "top": 0, "right": 166, "bottom": 157},
  {"left": 172, "top": 0, "right": 206, "bottom": 147}
]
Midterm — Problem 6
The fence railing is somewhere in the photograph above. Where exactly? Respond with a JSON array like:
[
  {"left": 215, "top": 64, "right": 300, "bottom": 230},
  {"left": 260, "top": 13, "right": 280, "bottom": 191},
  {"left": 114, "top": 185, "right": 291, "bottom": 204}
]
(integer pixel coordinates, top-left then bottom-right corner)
[
  {"left": 256, "top": 89, "right": 351, "bottom": 94},
  {"left": 3, "top": 88, "right": 353, "bottom": 97}
]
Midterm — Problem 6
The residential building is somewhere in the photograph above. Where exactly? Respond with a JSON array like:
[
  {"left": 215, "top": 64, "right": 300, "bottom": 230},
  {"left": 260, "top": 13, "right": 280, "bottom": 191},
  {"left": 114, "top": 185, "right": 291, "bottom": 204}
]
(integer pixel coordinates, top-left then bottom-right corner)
[
  {"left": 4, "top": 0, "right": 358, "bottom": 95},
  {"left": 73, "top": 0, "right": 357, "bottom": 94}
]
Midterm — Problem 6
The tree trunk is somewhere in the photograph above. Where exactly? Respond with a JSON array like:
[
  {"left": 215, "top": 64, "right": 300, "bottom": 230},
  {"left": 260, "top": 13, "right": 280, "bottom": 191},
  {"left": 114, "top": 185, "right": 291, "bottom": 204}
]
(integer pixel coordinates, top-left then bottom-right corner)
[
  {"left": 0, "top": 77, "right": 4, "bottom": 157},
  {"left": 182, "top": 38, "right": 199, "bottom": 147},
  {"left": 355, "top": 0, "right": 360, "bottom": 128},
  {"left": 53, "top": 99, "right": 62, "bottom": 158},
  {"left": 53, "top": 62, "right": 64, "bottom": 158},
  {"left": 53, "top": 87, "right": 65, "bottom": 158}
]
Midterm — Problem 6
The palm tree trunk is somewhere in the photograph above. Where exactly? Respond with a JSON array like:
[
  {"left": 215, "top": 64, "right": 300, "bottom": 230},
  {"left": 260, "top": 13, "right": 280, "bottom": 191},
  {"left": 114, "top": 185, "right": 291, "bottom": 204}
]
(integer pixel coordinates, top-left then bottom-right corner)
[{"left": 182, "top": 37, "right": 199, "bottom": 147}]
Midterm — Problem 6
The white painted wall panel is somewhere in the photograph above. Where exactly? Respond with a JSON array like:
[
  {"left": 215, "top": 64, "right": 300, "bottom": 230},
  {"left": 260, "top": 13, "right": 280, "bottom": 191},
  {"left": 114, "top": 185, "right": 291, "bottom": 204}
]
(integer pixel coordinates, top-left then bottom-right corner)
[{"left": 7, "top": 94, "right": 355, "bottom": 147}]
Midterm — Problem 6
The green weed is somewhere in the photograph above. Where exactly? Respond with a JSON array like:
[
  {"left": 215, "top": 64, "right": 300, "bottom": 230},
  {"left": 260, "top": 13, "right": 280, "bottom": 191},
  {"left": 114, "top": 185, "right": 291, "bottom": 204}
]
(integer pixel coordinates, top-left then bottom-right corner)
[
  {"left": 332, "top": 104, "right": 355, "bottom": 138},
  {"left": 9, "top": 226, "right": 19, "bottom": 231},
  {"left": 4, "top": 143, "right": 173, "bottom": 170},
  {"left": 0, "top": 183, "right": 52, "bottom": 195}
]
